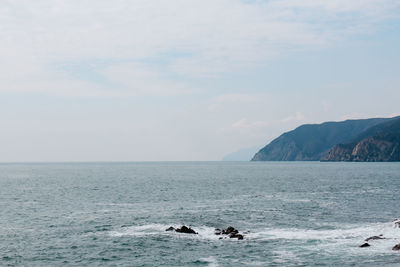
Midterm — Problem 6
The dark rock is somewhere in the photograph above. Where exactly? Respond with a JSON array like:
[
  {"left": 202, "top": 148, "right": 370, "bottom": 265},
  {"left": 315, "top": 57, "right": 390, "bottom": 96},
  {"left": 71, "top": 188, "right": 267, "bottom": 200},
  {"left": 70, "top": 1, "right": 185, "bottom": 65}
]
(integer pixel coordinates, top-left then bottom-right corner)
[
  {"left": 365, "top": 235, "right": 385, "bottom": 241},
  {"left": 216, "top": 226, "right": 245, "bottom": 240},
  {"left": 165, "top": 226, "right": 175, "bottom": 231},
  {"left": 223, "top": 226, "right": 236, "bottom": 235},
  {"left": 226, "top": 226, "right": 235, "bottom": 233},
  {"left": 175, "top": 226, "right": 198, "bottom": 234},
  {"left": 229, "top": 233, "right": 244, "bottom": 240},
  {"left": 359, "top": 243, "right": 370, "bottom": 248},
  {"left": 392, "top": 244, "right": 400, "bottom": 251}
]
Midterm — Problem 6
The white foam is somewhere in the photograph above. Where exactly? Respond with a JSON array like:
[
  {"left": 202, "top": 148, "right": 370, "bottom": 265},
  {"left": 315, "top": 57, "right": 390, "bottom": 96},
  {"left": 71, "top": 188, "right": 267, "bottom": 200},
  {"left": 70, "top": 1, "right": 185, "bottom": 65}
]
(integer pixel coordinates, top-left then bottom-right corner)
[
  {"left": 199, "top": 256, "right": 219, "bottom": 267},
  {"left": 108, "top": 221, "right": 400, "bottom": 255},
  {"left": 195, "top": 226, "right": 221, "bottom": 240},
  {"left": 248, "top": 221, "right": 400, "bottom": 255},
  {"left": 252, "top": 221, "right": 400, "bottom": 240},
  {"left": 109, "top": 224, "right": 225, "bottom": 240},
  {"left": 109, "top": 224, "right": 168, "bottom": 237},
  {"left": 272, "top": 250, "right": 301, "bottom": 264}
]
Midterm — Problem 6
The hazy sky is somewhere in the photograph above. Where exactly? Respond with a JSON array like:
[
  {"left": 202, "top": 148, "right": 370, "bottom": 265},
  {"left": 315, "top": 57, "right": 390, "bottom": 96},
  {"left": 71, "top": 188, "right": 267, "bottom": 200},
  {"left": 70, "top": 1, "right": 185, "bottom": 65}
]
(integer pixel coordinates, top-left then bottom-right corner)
[{"left": 1, "top": 0, "right": 400, "bottom": 161}]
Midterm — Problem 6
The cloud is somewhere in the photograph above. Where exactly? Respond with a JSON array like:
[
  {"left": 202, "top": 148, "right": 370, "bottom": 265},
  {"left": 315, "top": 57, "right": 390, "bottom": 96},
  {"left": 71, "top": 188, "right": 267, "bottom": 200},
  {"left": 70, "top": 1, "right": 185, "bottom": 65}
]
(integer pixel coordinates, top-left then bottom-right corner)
[
  {"left": 212, "top": 93, "right": 267, "bottom": 103},
  {"left": 272, "top": 0, "right": 399, "bottom": 14},
  {"left": 0, "top": 0, "right": 399, "bottom": 96},
  {"left": 321, "top": 101, "right": 332, "bottom": 112},
  {"left": 215, "top": 118, "right": 270, "bottom": 139},
  {"left": 100, "top": 62, "right": 194, "bottom": 97},
  {"left": 340, "top": 112, "right": 400, "bottom": 121},
  {"left": 212, "top": 93, "right": 266, "bottom": 103},
  {"left": 281, "top": 112, "right": 306, "bottom": 123},
  {"left": 208, "top": 93, "right": 267, "bottom": 111},
  {"left": 232, "top": 118, "right": 269, "bottom": 129}
]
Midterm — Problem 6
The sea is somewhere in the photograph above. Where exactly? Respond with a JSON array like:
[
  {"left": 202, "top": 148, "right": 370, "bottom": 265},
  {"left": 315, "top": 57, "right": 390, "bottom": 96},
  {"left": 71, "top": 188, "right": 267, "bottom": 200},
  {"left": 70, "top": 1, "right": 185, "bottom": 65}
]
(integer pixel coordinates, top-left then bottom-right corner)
[{"left": 1, "top": 162, "right": 400, "bottom": 266}]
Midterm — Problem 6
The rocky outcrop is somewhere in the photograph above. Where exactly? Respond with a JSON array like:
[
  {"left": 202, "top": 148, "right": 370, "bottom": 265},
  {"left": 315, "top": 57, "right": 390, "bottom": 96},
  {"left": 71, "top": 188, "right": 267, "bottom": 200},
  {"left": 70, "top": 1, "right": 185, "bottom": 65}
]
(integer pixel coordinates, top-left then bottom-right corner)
[
  {"left": 252, "top": 117, "right": 393, "bottom": 161},
  {"left": 393, "top": 244, "right": 400, "bottom": 251},
  {"left": 324, "top": 138, "right": 400, "bottom": 161},
  {"left": 323, "top": 118, "right": 400, "bottom": 162},
  {"left": 365, "top": 235, "right": 385, "bottom": 241},
  {"left": 166, "top": 226, "right": 198, "bottom": 234},
  {"left": 216, "top": 226, "right": 245, "bottom": 240},
  {"left": 176, "top": 226, "right": 197, "bottom": 234},
  {"left": 359, "top": 220, "right": 400, "bottom": 250},
  {"left": 166, "top": 225, "right": 246, "bottom": 240},
  {"left": 323, "top": 144, "right": 353, "bottom": 161}
]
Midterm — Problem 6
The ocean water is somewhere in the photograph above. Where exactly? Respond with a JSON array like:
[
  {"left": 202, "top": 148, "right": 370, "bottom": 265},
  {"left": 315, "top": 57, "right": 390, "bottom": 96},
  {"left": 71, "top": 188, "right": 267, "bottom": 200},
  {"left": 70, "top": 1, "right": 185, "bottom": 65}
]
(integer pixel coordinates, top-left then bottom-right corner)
[{"left": 1, "top": 162, "right": 400, "bottom": 266}]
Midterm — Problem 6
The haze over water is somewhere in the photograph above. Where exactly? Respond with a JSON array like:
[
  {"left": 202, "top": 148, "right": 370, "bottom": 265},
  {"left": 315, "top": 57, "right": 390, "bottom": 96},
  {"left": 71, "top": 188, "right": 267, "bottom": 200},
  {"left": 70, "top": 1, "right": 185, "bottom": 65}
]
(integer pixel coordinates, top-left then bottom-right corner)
[{"left": 1, "top": 162, "right": 400, "bottom": 266}]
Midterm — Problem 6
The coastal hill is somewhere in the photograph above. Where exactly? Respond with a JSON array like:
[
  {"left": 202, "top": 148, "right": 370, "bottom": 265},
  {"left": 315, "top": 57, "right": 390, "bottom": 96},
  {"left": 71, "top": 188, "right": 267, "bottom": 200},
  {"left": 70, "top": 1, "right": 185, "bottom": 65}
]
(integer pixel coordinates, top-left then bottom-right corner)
[
  {"left": 252, "top": 116, "right": 400, "bottom": 161},
  {"left": 323, "top": 117, "right": 400, "bottom": 161}
]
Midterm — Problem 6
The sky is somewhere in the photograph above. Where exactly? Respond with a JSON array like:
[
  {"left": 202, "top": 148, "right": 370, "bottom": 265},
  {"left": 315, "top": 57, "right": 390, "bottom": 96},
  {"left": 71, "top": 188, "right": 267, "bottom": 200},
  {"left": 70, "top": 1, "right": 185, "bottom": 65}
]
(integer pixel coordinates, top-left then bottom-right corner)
[{"left": 0, "top": 0, "right": 400, "bottom": 162}]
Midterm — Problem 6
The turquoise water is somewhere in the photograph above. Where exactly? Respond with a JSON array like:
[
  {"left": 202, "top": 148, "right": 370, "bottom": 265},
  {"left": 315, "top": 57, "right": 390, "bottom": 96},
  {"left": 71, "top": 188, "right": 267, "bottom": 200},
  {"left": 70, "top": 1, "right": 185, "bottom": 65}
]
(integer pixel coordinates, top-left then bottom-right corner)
[{"left": 1, "top": 162, "right": 400, "bottom": 266}]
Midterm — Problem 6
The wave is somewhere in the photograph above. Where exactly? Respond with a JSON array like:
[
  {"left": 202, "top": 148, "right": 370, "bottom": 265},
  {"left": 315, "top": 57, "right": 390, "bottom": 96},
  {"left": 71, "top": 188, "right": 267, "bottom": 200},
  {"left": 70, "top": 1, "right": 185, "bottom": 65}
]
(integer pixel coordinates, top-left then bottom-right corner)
[
  {"left": 198, "top": 256, "right": 219, "bottom": 267},
  {"left": 108, "top": 220, "right": 400, "bottom": 254},
  {"left": 248, "top": 220, "right": 400, "bottom": 256},
  {"left": 109, "top": 224, "right": 226, "bottom": 241},
  {"left": 251, "top": 221, "right": 400, "bottom": 241}
]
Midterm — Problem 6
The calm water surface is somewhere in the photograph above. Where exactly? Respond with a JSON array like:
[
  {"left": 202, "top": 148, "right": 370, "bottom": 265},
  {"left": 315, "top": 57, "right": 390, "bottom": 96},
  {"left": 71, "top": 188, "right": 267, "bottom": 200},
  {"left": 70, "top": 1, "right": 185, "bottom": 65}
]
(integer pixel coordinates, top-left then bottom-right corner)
[{"left": 1, "top": 162, "right": 400, "bottom": 266}]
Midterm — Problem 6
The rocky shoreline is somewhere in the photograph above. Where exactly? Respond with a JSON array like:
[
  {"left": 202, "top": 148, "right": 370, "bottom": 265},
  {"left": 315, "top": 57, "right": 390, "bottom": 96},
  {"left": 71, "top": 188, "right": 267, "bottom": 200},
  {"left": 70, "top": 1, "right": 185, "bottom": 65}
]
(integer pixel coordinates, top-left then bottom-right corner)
[
  {"left": 359, "top": 219, "right": 400, "bottom": 251},
  {"left": 166, "top": 226, "right": 247, "bottom": 240},
  {"left": 166, "top": 220, "right": 400, "bottom": 250}
]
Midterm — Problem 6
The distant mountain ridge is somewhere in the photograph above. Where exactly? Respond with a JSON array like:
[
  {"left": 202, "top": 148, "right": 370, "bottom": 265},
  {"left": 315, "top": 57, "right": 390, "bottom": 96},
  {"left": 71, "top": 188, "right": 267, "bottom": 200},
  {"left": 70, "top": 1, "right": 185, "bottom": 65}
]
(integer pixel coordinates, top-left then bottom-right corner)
[
  {"left": 252, "top": 116, "right": 400, "bottom": 162},
  {"left": 222, "top": 146, "right": 261, "bottom": 161}
]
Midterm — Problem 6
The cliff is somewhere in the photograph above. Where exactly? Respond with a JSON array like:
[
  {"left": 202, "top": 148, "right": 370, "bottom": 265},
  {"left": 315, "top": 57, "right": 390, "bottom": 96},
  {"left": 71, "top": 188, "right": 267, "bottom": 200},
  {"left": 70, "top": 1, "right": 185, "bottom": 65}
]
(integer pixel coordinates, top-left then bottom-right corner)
[
  {"left": 323, "top": 117, "right": 400, "bottom": 161},
  {"left": 251, "top": 117, "right": 391, "bottom": 161}
]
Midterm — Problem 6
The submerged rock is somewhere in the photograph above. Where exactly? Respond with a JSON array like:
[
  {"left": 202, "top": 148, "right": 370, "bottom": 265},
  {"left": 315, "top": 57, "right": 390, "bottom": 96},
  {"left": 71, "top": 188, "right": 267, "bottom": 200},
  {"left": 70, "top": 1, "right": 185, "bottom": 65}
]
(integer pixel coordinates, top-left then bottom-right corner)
[
  {"left": 216, "top": 226, "right": 245, "bottom": 240},
  {"left": 222, "top": 226, "right": 237, "bottom": 235},
  {"left": 359, "top": 243, "right": 370, "bottom": 248},
  {"left": 365, "top": 235, "right": 385, "bottom": 241},
  {"left": 165, "top": 225, "right": 198, "bottom": 234},
  {"left": 392, "top": 244, "right": 400, "bottom": 251},
  {"left": 175, "top": 226, "right": 198, "bottom": 234},
  {"left": 229, "top": 233, "right": 244, "bottom": 240}
]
